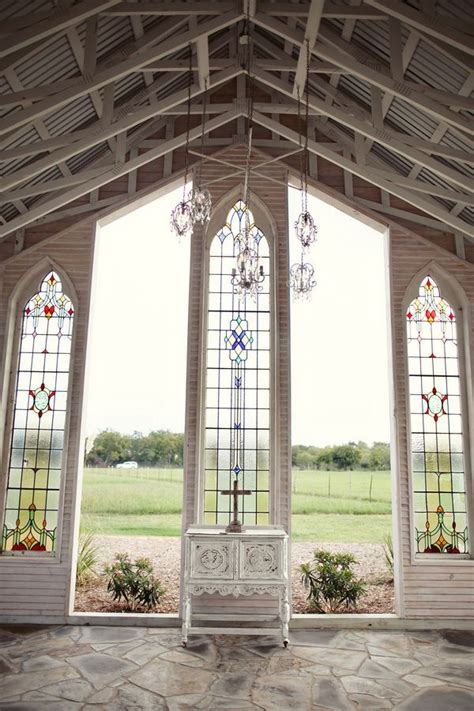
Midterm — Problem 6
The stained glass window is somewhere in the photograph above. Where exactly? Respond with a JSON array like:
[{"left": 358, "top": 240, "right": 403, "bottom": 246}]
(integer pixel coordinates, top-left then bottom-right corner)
[
  {"left": 406, "top": 276, "right": 468, "bottom": 554},
  {"left": 204, "top": 201, "right": 271, "bottom": 525},
  {"left": 1, "top": 272, "right": 74, "bottom": 554}
]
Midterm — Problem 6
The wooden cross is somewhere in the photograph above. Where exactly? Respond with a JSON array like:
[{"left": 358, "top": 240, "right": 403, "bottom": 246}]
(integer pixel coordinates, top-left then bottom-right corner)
[{"left": 221, "top": 478, "right": 252, "bottom": 533}]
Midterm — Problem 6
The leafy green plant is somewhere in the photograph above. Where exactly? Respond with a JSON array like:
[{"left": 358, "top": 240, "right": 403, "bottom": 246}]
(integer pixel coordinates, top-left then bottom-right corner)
[
  {"left": 104, "top": 553, "right": 165, "bottom": 611},
  {"left": 76, "top": 533, "right": 99, "bottom": 586},
  {"left": 383, "top": 532, "right": 394, "bottom": 579},
  {"left": 300, "top": 549, "right": 366, "bottom": 613}
]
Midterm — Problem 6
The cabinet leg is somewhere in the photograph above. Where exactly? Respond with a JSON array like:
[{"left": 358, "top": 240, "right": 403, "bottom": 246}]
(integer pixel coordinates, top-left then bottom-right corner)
[{"left": 280, "top": 587, "right": 290, "bottom": 648}]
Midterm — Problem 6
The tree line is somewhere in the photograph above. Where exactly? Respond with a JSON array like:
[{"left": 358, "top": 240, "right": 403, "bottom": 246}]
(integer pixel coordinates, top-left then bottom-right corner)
[{"left": 86, "top": 430, "right": 390, "bottom": 471}]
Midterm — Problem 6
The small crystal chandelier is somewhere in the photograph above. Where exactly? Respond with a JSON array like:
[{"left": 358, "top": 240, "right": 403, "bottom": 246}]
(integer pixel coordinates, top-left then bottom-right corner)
[
  {"left": 191, "top": 79, "right": 212, "bottom": 225},
  {"left": 170, "top": 46, "right": 194, "bottom": 239},
  {"left": 290, "top": 39, "right": 318, "bottom": 299},
  {"left": 289, "top": 258, "right": 316, "bottom": 299}
]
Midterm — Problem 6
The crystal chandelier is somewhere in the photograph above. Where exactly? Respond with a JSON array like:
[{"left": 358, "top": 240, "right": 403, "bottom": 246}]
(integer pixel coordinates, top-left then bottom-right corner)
[
  {"left": 191, "top": 79, "right": 212, "bottom": 225},
  {"left": 170, "top": 46, "right": 194, "bottom": 239},
  {"left": 231, "top": 15, "right": 264, "bottom": 300},
  {"left": 290, "top": 40, "right": 318, "bottom": 299},
  {"left": 289, "top": 258, "right": 316, "bottom": 299}
]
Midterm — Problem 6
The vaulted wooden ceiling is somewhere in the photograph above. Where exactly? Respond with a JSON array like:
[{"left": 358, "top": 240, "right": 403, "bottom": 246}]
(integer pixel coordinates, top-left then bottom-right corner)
[{"left": 0, "top": 0, "right": 473, "bottom": 257}]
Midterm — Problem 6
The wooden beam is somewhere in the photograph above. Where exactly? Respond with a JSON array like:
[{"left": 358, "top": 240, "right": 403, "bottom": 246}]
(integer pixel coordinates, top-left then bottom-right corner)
[
  {"left": 250, "top": 110, "right": 474, "bottom": 237},
  {"left": 252, "top": 68, "right": 474, "bottom": 193},
  {"left": 0, "top": 0, "right": 122, "bottom": 58},
  {"left": 366, "top": 0, "right": 474, "bottom": 56},
  {"left": 293, "top": 0, "right": 324, "bottom": 98},
  {"left": 196, "top": 35, "right": 210, "bottom": 91},
  {"left": 260, "top": 2, "right": 386, "bottom": 19},
  {"left": 253, "top": 13, "right": 474, "bottom": 135},
  {"left": 0, "top": 11, "right": 242, "bottom": 137},
  {"left": 0, "top": 109, "right": 241, "bottom": 239},
  {"left": 104, "top": 1, "right": 233, "bottom": 15},
  {"left": 0, "top": 168, "right": 111, "bottom": 202}
]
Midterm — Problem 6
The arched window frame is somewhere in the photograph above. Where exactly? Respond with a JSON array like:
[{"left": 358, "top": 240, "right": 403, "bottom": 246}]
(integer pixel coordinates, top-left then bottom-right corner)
[
  {"left": 198, "top": 187, "right": 278, "bottom": 525},
  {"left": 0, "top": 259, "right": 78, "bottom": 558},
  {"left": 403, "top": 262, "right": 473, "bottom": 561}
]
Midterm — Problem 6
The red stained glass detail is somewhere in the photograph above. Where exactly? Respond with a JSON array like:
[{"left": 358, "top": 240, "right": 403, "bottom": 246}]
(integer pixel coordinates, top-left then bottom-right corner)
[
  {"left": 407, "top": 311, "right": 413, "bottom": 320},
  {"left": 25, "top": 307, "right": 31, "bottom": 315},
  {"left": 44, "top": 305, "right": 55, "bottom": 318},
  {"left": 426, "top": 278, "right": 432, "bottom": 289},
  {"left": 425, "top": 309, "right": 436, "bottom": 322},
  {"left": 449, "top": 312, "right": 454, "bottom": 320}
]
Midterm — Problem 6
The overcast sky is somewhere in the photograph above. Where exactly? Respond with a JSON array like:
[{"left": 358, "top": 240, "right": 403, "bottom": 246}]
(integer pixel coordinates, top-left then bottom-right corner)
[{"left": 84, "top": 185, "right": 391, "bottom": 446}]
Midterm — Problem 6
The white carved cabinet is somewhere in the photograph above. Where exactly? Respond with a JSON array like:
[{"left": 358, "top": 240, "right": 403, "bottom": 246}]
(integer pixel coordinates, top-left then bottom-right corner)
[{"left": 182, "top": 525, "right": 290, "bottom": 646}]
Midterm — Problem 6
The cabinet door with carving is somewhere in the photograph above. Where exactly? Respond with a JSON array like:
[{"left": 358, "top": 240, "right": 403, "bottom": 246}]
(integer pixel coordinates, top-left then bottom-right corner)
[
  {"left": 190, "top": 540, "right": 234, "bottom": 579},
  {"left": 239, "top": 541, "right": 282, "bottom": 579}
]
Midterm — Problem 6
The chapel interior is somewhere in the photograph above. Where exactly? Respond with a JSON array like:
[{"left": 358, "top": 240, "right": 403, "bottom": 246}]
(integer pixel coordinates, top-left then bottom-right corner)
[{"left": 0, "top": 0, "right": 473, "bottom": 709}]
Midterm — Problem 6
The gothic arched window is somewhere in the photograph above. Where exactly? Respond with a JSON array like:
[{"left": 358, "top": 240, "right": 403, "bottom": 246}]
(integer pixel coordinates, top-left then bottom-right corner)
[
  {"left": 406, "top": 275, "right": 469, "bottom": 554},
  {"left": 203, "top": 201, "right": 271, "bottom": 526},
  {"left": 1, "top": 271, "right": 74, "bottom": 554}
]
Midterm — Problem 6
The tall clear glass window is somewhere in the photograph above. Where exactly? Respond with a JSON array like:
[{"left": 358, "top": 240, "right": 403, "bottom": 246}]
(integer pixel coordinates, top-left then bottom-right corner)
[
  {"left": 406, "top": 275, "right": 468, "bottom": 554},
  {"left": 2, "top": 272, "right": 74, "bottom": 554},
  {"left": 203, "top": 201, "right": 271, "bottom": 525}
]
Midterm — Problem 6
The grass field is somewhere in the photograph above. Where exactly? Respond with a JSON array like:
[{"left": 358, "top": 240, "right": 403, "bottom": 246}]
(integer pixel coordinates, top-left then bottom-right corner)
[{"left": 80, "top": 467, "right": 392, "bottom": 543}]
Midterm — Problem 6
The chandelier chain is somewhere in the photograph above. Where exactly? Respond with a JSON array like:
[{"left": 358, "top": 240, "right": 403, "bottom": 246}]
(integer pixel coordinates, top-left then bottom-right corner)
[{"left": 182, "top": 43, "right": 193, "bottom": 202}]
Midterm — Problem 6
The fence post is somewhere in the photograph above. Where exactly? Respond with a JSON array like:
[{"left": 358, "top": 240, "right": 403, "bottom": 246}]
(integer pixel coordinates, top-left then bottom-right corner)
[
  {"left": 328, "top": 472, "right": 331, "bottom": 498},
  {"left": 369, "top": 474, "right": 374, "bottom": 502}
]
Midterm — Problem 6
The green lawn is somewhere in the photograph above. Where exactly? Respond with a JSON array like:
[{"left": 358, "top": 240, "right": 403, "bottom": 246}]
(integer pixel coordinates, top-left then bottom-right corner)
[{"left": 80, "top": 467, "right": 392, "bottom": 543}]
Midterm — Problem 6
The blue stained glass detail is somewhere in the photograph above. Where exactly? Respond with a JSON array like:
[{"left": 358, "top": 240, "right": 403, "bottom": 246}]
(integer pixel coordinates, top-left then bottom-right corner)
[
  {"left": 225, "top": 315, "right": 254, "bottom": 362},
  {"left": 233, "top": 466, "right": 241, "bottom": 475},
  {"left": 234, "top": 376, "right": 242, "bottom": 388},
  {"left": 234, "top": 422, "right": 241, "bottom": 429}
]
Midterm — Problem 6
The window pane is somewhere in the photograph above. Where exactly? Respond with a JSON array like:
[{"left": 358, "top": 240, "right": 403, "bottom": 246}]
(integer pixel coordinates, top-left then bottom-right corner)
[
  {"left": 406, "top": 276, "right": 468, "bottom": 554},
  {"left": 203, "top": 201, "right": 271, "bottom": 525},
  {"left": 2, "top": 272, "right": 74, "bottom": 554}
]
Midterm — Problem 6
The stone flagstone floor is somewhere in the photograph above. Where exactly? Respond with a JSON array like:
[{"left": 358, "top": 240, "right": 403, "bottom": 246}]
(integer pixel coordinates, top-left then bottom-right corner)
[{"left": 0, "top": 624, "right": 473, "bottom": 710}]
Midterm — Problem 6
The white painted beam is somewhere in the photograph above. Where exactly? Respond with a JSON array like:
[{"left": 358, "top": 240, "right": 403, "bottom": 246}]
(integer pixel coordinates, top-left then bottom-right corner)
[
  {"left": 253, "top": 13, "right": 474, "bottom": 135},
  {"left": 104, "top": 1, "right": 233, "bottom": 15},
  {"left": 252, "top": 68, "right": 474, "bottom": 193},
  {"left": 196, "top": 35, "right": 210, "bottom": 91},
  {"left": 250, "top": 110, "right": 474, "bottom": 238},
  {"left": 0, "top": 11, "right": 242, "bottom": 137},
  {"left": 0, "top": 65, "right": 243, "bottom": 192},
  {"left": 0, "top": 109, "right": 241, "bottom": 239},
  {"left": 0, "top": 0, "right": 122, "bottom": 58},
  {"left": 293, "top": 0, "right": 324, "bottom": 98},
  {"left": 366, "top": 0, "right": 474, "bottom": 56}
]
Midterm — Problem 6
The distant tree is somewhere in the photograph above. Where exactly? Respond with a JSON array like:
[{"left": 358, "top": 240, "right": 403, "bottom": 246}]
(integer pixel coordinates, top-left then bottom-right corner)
[
  {"left": 369, "top": 442, "right": 391, "bottom": 470},
  {"left": 317, "top": 448, "right": 334, "bottom": 470},
  {"left": 332, "top": 444, "right": 362, "bottom": 470},
  {"left": 86, "top": 430, "right": 130, "bottom": 467}
]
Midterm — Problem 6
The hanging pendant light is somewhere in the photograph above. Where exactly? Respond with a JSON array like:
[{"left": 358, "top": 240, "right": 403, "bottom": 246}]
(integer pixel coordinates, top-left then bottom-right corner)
[
  {"left": 170, "top": 46, "right": 194, "bottom": 239},
  {"left": 191, "top": 79, "right": 212, "bottom": 225},
  {"left": 290, "top": 39, "right": 317, "bottom": 299},
  {"left": 289, "top": 257, "right": 316, "bottom": 300}
]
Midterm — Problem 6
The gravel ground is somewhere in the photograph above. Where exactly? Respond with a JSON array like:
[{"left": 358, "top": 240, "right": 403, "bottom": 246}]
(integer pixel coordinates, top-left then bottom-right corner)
[{"left": 75, "top": 535, "right": 394, "bottom": 615}]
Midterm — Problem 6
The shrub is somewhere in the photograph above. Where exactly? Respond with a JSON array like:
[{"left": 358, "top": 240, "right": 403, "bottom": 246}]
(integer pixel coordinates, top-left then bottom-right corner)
[
  {"left": 300, "top": 549, "right": 366, "bottom": 613},
  {"left": 104, "top": 553, "right": 165, "bottom": 611},
  {"left": 76, "top": 533, "right": 99, "bottom": 586}
]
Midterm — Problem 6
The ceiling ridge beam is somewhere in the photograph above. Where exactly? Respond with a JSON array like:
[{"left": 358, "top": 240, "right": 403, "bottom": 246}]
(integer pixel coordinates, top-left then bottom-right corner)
[
  {"left": 0, "top": 0, "right": 122, "bottom": 59},
  {"left": 0, "top": 109, "right": 241, "bottom": 240},
  {"left": 0, "top": 10, "right": 242, "bottom": 137},
  {"left": 293, "top": 0, "right": 324, "bottom": 98},
  {"left": 251, "top": 110, "right": 474, "bottom": 238}
]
